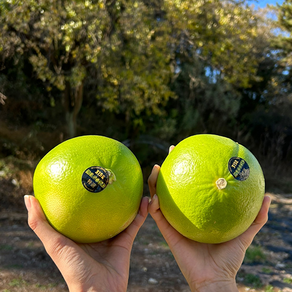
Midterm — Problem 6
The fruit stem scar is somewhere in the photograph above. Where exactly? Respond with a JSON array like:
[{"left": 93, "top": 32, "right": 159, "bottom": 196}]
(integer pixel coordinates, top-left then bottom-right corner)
[
  {"left": 216, "top": 178, "right": 227, "bottom": 190},
  {"left": 106, "top": 169, "right": 116, "bottom": 185}
]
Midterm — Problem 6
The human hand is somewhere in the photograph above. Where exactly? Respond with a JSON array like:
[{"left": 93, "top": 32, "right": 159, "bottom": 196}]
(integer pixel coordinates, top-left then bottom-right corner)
[
  {"left": 24, "top": 195, "right": 149, "bottom": 292},
  {"left": 148, "top": 147, "right": 271, "bottom": 292}
]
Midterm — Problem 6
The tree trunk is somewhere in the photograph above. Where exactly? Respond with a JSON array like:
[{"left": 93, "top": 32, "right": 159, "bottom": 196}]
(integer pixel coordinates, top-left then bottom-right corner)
[
  {"left": 66, "top": 111, "right": 76, "bottom": 139},
  {"left": 63, "top": 80, "right": 84, "bottom": 139}
]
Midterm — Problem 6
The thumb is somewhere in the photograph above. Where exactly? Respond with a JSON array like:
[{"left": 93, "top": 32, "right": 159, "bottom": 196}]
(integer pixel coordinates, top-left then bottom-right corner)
[
  {"left": 147, "top": 164, "right": 160, "bottom": 198},
  {"left": 24, "top": 195, "right": 69, "bottom": 256},
  {"left": 25, "top": 195, "right": 56, "bottom": 239},
  {"left": 24, "top": 196, "right": 90, "bottom": 288},
  {"left": 238, "top": 195, "right": 271, "bottom": 249},
  {"left": 148, "top": 194, "right": 183, "bottom": 246}
]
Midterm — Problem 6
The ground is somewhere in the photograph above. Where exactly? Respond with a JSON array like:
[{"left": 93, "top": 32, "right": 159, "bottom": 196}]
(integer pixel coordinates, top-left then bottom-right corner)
[{"left": 0, "top": 173, "right": 292, "bottom": 292}]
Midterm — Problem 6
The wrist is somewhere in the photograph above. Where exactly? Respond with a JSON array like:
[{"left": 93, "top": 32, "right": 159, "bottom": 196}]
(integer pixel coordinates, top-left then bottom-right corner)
[{"left": 191, "top": 279, "right": 238, "bottom": 292}]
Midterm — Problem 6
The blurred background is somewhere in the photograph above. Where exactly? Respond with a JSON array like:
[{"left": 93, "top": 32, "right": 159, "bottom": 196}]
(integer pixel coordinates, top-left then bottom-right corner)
[
  {"left": 1, "top": 1, "right": 292, "bottom": 291},
  {"left": 0, "top": 0, "right": 292, "bottom": 192}
]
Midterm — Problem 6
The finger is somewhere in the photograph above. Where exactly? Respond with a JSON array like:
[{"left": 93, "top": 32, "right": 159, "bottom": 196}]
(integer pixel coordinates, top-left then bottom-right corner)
[
  {"left": 238, "top": 195, "right": 271, "bottom": 249},
  {"left": 25, "top": 195, "right": 59, "bottom": 241},
  {"left": 24, "top": 195, "right": 70, "bottom": 256},
  {"left": 123, "top": 196, "right": 149, "bottom": 239},
  {"left": 25, "top": 196, "right": 94, "bottom": 285},
  {"left": 254, "top": 195, "right": 271, "bottom": 225},
  {"left": 114, "top": 196, "right": 149, "bottom": 250},
  {"left": 139, "top": 196, "right": 150, "bottom": 220},
  {"left": 148, "top": 194, "right": 170, "bottom": 229},
  {"left": 147, "top": 164, "right": 160, "bottom": 199},
  {"left": 148, "top": 194, "right": 182, "bottom": 246},
  {"left": 169, "top": 145, "right": 175, "bottom": 154},
  {"left": 148, "top": 194, "right": 162, "bottom": 219}
]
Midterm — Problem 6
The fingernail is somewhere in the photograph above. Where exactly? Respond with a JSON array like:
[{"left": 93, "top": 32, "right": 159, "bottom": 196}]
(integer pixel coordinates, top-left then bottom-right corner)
[
  {"left": 142, "top": 196, "right": 150, "bottom": 204},
  {"left": 151, "top": 164, "right": 159, "bottom": 174},
  {"left": 24, "top": 195, "right": 31, "bottom": 211},
  {"left": 150, "top": 194, "right": 159, "bottom": 208},
  {"left": 152, "top": 194, "right": 158, "bottom": 202}
]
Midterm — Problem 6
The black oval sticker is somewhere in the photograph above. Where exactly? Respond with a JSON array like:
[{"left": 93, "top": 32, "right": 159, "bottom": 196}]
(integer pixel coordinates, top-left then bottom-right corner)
[
  {"left": 82, "top": 166, "right": 109, "bottom": 193},
  {"left": 228, "top": 157, "right": 250, "bottom": 181}
]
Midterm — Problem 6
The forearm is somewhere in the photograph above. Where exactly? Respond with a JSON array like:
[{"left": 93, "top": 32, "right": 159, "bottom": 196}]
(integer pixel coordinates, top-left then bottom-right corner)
[{"left": 190, "top": 279, "right": 238, "bottom": 292}]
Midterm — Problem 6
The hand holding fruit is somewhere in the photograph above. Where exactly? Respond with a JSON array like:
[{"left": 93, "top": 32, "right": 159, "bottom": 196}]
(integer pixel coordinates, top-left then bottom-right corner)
[
  {"left": 148, "top": 146, "right": 271, "bottom": 292},
  {"left": 28, "top": 135, "right": 147, "bottom": 291},
  {"left": 25, "top": 195, "right": 149, "bottom": 292},
  {"left": 27, "top": 134, "right": 271, "bottom": 291}
]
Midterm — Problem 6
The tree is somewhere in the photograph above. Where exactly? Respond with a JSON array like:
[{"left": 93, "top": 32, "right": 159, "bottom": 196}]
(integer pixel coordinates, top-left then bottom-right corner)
[
  {"left": 273, "top": 0, "right": 292, "bottom": 84},
  {"left": 253, "top": 0, "right": 292, "bottom": 161},
  {"left": 0, "top": 0, "right": 173, "bottom": 138},
  {"left": 0, "top": 0, "right": 276, "bottom": 142},
  {"left": 155, "top": 0, "right": 265, "bottom": 139}
]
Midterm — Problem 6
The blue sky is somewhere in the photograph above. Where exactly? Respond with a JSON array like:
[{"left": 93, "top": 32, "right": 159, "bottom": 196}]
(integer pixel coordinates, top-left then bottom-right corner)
[{"left": 247, "top": 0, "right": 284, "bottom": 7}]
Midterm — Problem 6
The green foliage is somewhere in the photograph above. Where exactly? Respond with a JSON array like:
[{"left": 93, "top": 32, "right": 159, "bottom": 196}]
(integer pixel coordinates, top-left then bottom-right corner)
[
  {"left": 0, "top": 244, "right": 13, "bottom": 251},
  {"left": 0, "top": 0, "right": 263, "bottom": 114},
  {"left": 0, "top": 0, "right": 292, "bottom": 173},
  {"left": 262, "top": 267, "right": 273, "bottom": 274},
  {"left": 243, "top": 273, "right": 263, "bottom": 288},
  {"left": 9, "top": 277, "right": 27, "bottom": 287},
  {"left": 244, "top": 245, "right": 267, "bottom": 264},
  {"left": 264, "top": 285, "right": 275, "bottom": 292},
  {"left": 0, "top": 0, "right": 175, "bottom": 136},
  {"left": 283, "top": 277, "right": 292, "bottom": 284},
  {"left": 273, "top": 0, "right": 292, "bottom": 65}
]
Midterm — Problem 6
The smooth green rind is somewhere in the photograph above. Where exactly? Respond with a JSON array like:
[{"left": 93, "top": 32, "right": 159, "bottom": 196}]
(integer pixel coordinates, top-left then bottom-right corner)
[
  {"left": 156, "top": 134, "right": 265, "bottom": 244},
  {"left": 33, "top": 135, "right": 143, "bottom": 243}
]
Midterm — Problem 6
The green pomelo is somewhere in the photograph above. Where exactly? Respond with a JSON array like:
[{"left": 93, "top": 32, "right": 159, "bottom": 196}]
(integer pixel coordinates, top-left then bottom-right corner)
[
  {"left": 33, "top": 135, "right": 143, "bottom": 243},
  {"left": 156, "top": 134, "right": 265, "bottom": 244}
]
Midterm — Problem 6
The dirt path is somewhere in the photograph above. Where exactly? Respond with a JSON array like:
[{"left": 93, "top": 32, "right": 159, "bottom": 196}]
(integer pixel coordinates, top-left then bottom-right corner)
[{"left": 0, "top": 192, "right": 292, "bottom": 292}]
